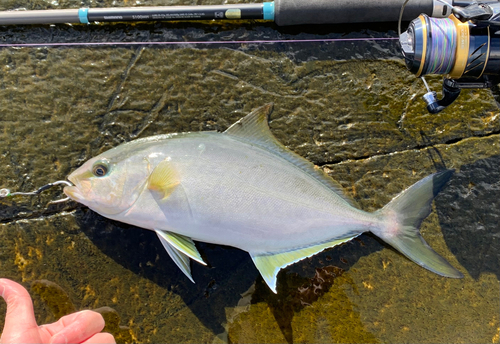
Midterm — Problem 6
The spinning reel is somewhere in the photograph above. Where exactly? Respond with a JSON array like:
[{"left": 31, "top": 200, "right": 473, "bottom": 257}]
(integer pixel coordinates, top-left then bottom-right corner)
[{"left": 400, "top": 0, "right": 500, "bottom": 113}]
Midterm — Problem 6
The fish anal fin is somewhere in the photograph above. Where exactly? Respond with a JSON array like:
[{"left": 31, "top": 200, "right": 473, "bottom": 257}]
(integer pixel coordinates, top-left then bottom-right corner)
[
  {"left": 155, "top": 230, "right": 195, "bottom": 283},
  {"left": 250, "top": 235, "right": 358, "bottom": 293},
  {"left": 148, "top": 159, "right": 180, "bottom": 200},
  {"left": 224, "top": 104, "right": 357, "bottom": 207}
]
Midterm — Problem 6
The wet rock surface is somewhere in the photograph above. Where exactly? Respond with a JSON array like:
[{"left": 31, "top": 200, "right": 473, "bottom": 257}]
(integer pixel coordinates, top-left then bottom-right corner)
[{"left": 0, "top": 0, "right": 499, "bottom": 343}]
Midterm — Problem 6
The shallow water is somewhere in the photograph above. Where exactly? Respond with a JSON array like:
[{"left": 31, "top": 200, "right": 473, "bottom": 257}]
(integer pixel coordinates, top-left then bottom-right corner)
[{"left": 0, "top": 1, "right": 499, "bottom": 343}]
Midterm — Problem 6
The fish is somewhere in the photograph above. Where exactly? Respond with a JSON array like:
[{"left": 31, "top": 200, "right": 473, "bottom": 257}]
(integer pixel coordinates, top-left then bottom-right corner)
[{"left": 64, "top": 104, "right": 463, "bottom": 293}]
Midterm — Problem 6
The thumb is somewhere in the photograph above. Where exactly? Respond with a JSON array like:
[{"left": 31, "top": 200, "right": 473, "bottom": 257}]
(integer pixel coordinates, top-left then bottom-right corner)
[{"left": 0, "top": 279, "right": 38, "bottom": 338}]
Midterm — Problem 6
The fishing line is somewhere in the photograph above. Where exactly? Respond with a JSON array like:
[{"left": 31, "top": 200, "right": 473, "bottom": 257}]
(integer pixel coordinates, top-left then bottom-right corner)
[
  {"left": 0, "top": 37, "right": 398, "bottom": 48},
  {"left": 425, "top": 17, "right": 456, "bottom": 74},
  {"left": 0, "top": 180, "right": 73, "bottom": 204},
  {"left": 0, "top": 35, "right": 397, "bottom": 208},
  {"left": 0, "top": 36, "right": 397, "bottom": 204}
]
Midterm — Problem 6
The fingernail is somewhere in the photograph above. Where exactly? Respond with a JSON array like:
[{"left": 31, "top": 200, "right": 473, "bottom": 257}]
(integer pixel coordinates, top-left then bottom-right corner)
[{"left": 50, "top": 334, "right": 68, "bottom": 344}]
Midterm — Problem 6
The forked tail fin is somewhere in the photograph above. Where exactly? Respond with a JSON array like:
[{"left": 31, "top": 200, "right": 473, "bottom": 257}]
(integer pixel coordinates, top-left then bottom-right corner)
[{"left": 373, "top": 170, "right": 463, "bottom": 278}]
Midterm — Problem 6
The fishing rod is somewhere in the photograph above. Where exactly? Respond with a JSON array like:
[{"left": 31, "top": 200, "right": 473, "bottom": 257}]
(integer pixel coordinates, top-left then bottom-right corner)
[
  {"left": 0, "top": 0, "right": 449, "bottom": 26},
  {"left": 399, "top": 0, "right": 500, "bottom": 113},
  {"left": 2, "top": 0, "right": 499, "bottom": 114}
]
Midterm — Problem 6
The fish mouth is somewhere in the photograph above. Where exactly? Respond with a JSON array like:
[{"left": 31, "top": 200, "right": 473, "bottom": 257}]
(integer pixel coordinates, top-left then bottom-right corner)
[
  {"left": 63, "top": 185, "right": 84, "bottom": 203},
  {"left": 63, "top": 175, "right": 84, "bottom": 202}
]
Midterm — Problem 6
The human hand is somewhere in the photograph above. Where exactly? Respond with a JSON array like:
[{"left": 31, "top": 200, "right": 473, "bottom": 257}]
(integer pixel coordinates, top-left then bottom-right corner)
[{"left": 0, "top": 278, "right": 115, "bottom": 344}]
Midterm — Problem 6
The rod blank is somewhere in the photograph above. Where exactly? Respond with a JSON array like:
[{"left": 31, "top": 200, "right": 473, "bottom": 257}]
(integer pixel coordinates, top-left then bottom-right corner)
[
  {"left": 0, "top": 3, "right": 271, "bottom": 25},
  {"left": 0, "top": 9, "right": 80, "bottom": 25}
]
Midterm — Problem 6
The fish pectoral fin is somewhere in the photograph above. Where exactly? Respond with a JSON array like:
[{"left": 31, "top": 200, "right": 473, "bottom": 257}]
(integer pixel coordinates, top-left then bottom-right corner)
[
  {"left": 148, "top": 159, "right": 180, "bottom": 200},
  {"left": 250, "top": 235, "right": 359, "bottom": 293}
]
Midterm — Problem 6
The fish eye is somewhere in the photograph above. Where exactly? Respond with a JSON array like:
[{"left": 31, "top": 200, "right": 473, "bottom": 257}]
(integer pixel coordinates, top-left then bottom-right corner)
[{"left": 92, "top": 162, "right": 109, "bottom": 177}]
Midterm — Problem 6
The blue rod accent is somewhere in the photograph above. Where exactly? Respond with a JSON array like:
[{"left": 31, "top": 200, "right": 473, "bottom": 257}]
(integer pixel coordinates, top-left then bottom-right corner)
[
  {"left": 263, "top": 2, "right": 275, "bottom": 21},
  {"left": 78, "top": 8, "right": 89, "bottom": 24}
]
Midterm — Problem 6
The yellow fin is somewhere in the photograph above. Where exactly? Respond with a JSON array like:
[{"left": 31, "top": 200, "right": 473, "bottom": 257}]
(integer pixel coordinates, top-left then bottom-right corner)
[
  {"left": 148, "top": 159, "right": 180, "bottom": 200},
  {"left": 250, "top": 235, "right": 359, "bottom": 293},
  {"left": 155, "top": 230, "right": 195, "bottom": 283},
  {"left": 160, "top": 231, "right": 206, "bottom": 266}
]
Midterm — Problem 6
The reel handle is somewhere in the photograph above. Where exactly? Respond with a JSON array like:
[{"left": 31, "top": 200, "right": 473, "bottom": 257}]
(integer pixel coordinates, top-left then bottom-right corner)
[{"left": 423, "top": 80, "right": 462, "bottom": 114}]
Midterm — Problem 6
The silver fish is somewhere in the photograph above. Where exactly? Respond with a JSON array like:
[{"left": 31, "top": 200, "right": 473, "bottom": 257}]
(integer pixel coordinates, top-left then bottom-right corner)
[{"left": 64, "top": 104, "right": 463, "bottom": 292}]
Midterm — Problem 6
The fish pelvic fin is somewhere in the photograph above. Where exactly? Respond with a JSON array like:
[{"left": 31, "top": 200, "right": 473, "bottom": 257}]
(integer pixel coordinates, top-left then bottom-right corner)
[
  {"left": 155, "top": 230, "right": 206, "bottom": 283},
  {"left": 250, "top": 235, "right": 358, "bottom": 293},
  {"left": 373, "top": 170, "right": 464, "bottom": 279}
]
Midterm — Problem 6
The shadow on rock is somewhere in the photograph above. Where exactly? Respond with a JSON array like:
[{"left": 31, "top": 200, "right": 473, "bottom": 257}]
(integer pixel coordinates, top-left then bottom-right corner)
[
  {"left": 30, "top": 280, "right": 133, "bottom": 343},
  {"left": 75, "top": 207, "right": 257, "bottom": 336},
  {"left": 74, "top": 207, "right": 383, "bottom": 341},
  {"left": 435, "top": 154, "right": 500, "bottom": 280},
  {"left": 249, "top": 238, "right": 380, "bottom": 344}
]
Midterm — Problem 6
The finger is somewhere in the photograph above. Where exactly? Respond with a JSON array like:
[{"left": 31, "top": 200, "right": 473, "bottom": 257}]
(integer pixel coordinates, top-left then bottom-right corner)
[
  {"left": 0, "top": 278, "right": 38, "bottom": 332},
  {"left": 82, "top": 332, "right": 116, "bottom": 344},
  {"left": 48, "top": 310, "right": 105, "bottom": 344}
]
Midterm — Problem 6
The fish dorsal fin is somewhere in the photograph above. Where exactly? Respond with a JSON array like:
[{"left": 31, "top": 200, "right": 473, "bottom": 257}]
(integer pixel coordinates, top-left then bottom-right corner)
[
  {"left": 250, "top": 235, "right": 359, "bottom": 293},
  {"left": 224, "top": 103, "right": 277, "bottom": 147},
  {"left": 224, "top": 104, "right": 357, "bottom": 207},
  {"left": 155, "top": 230, "right": 207, "bottom": 283},
  {"left": 148, "top": 159, "right": 180, "bottom": 200}
]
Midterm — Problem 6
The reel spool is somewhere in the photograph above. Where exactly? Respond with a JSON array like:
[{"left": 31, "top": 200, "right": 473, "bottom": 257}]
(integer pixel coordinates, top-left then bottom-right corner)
[{"left": 400, "top": 1, "right": 500, "bottom": 113}]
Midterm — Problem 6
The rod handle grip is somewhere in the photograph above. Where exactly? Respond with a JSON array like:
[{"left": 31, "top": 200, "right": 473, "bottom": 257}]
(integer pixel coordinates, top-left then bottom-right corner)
[{"left": 274, "top": 0, "right": 434, "bottom": 25}]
